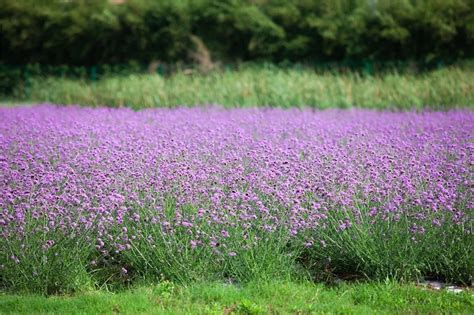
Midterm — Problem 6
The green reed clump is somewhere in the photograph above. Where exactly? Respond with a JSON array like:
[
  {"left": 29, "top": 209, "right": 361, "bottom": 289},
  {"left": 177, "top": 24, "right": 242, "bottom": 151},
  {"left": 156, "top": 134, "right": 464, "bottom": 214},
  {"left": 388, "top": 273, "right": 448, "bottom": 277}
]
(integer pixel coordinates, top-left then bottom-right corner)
[{"left": 10, "top": 66, "right": 474, "bottom": 110}]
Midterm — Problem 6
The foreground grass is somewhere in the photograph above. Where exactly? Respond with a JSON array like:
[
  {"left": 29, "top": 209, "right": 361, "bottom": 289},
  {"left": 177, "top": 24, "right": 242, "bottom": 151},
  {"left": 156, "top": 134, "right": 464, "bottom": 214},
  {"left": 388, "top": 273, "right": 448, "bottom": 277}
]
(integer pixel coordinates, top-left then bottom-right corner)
[
  {"left": 10, "top": 65, "right": 474, "bottom": 110},
  {"left": 1, "top": 281, "right": 473, "bottom": 314}
]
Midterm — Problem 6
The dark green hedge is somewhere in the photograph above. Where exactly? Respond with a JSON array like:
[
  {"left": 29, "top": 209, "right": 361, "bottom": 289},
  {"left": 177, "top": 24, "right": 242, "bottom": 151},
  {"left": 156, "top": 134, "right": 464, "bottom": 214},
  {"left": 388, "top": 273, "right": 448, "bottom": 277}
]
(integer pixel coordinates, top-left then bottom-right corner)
[{"left": 1, "top": 0, "right": 473, "bottom": 66}]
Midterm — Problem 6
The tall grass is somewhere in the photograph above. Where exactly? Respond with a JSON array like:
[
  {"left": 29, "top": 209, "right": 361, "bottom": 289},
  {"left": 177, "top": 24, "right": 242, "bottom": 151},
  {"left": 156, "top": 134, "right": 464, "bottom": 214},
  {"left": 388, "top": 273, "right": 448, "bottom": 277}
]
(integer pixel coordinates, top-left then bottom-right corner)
[{"left": 11, "top": 66, "right": 474, "bottom": 110}]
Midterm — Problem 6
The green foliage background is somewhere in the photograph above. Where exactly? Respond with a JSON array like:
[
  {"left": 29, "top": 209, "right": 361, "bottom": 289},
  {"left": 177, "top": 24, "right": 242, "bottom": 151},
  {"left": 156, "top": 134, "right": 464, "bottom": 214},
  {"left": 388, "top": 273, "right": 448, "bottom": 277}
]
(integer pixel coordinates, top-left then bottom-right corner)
[{"left": 1, "top": 0, "right": 473, "bottom": 65}]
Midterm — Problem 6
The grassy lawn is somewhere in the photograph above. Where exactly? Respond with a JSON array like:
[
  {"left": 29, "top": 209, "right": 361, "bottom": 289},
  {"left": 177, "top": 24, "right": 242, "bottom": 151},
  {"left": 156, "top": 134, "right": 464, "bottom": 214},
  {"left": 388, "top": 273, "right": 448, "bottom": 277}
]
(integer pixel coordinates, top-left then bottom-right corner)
[{"left": 1, "top": 281, "right": 473, "bottom": 314}]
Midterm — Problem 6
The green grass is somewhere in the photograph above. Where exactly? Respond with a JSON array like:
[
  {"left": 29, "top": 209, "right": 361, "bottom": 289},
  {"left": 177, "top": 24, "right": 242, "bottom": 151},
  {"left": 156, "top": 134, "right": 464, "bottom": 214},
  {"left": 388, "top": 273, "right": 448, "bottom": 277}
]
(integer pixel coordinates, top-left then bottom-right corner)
[
  {"left": 1, "top": 281, "right": 473, "bottom": 314},
  {"left": 9, "top": 65, "right": 474, "bottom": 110}
]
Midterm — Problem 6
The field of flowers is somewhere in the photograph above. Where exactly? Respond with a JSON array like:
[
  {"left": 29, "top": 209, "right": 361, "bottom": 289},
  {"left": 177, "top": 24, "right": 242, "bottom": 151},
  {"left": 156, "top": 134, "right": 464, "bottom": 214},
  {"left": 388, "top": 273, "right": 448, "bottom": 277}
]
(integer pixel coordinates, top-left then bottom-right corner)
[{"left": 1, "top": 105, "right": 473, "bottom": 294}]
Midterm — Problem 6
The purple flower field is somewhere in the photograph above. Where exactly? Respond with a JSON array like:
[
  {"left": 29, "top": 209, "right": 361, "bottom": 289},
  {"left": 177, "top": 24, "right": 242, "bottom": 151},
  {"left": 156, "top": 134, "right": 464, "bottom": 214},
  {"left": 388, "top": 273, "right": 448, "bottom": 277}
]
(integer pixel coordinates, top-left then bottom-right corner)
[{"left": 1, "top": 105, "right": 473, "bottom": 293}]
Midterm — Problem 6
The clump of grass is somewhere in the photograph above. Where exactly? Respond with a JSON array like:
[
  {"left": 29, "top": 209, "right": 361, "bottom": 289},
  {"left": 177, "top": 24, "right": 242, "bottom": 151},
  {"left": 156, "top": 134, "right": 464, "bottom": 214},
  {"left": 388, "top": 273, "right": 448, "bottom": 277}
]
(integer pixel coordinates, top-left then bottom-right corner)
[
  {"left": 301, "top": 205, "right": 473, "bottom": 284},
  {"left": 0, "top": 212, "right": 95, "bottom": 295},
  {"left": 117, "top": 198, "right": 302, "bottom": 285},
  {"left": 10, "top": 65, "right": 474, "bottom": 110}
]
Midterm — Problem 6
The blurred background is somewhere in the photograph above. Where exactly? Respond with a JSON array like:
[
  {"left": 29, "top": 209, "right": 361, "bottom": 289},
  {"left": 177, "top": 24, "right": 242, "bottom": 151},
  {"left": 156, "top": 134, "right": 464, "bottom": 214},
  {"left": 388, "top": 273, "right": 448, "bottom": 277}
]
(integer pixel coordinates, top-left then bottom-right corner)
[{"left": 1, "top": 0, "right": 473, "bottom": 109}]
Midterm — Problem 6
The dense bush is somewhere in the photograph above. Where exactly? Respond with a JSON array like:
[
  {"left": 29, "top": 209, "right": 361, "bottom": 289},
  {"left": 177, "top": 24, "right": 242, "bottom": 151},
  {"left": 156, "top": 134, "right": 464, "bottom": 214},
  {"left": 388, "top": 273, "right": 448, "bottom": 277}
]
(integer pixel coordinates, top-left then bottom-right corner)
[{"left": 1, "top": 0, "right": 473, "bottom": 66}]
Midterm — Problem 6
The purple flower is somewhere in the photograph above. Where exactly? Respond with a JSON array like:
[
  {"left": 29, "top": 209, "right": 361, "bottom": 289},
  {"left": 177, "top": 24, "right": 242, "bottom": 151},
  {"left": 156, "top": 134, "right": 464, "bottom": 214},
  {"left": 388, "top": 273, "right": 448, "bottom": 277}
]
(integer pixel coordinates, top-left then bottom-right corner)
[
  {"left": 182, "top": 221, "right": 193, "bottom": 228},
  {"left": 42, "top": 240, "right": 55, "bottom": 251},
  {"left": 0, "top": 104, "right": 472, "bottom": 279}
]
